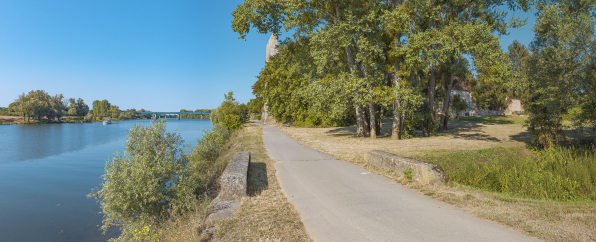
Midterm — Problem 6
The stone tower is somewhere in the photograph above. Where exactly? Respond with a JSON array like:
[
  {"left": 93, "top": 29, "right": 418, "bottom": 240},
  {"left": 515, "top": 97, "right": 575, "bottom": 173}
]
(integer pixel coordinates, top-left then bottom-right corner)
[
  {"left": 266, "top": 34, "right": 278, "bottom": 62},
  {"left": 262, "top": 34, "right": 278, "bottom": 123}
]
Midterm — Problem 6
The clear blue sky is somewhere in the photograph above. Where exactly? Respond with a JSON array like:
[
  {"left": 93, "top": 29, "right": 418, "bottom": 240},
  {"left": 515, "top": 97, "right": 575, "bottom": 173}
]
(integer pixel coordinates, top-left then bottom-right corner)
[{"left": 0, "top": 1, "right": 536, "bottom": 110}]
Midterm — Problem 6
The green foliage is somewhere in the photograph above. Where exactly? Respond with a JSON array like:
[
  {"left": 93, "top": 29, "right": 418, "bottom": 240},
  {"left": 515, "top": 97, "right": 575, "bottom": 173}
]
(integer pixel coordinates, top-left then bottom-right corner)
[
  {"left": 89, "top": 120, "right": 190, "bottom": 240},
  {"left": 211, "top": 91, "right": 246, "bottom": 131},
  {"left": 89, "top": 120, "right": 232, "bottom": 241},
  {"left": 403, "top": 168, "right": 413, "bottom": 181},
  {"left": 450, "top": 94, "right": 468, "bottom": 119},
  {"left": 526, "top": 103, "right": 566, "bottom": 150},
  {"left": 424, "top": 146, "right": 596, "bottom": 200},
  {"left": 526, "top": 0, "right": 596, "bottom": 149},
  {"left": 10, "top": 90, "right": 79, "bottom": 122},
  {"left": 177, "top": 109, "right": 211, "bottom": 119},
  {"left": 247, "top": 97, "right": 263, "bottom": 114},
  {"left": 68, "top": 98, "right": 89, "bottom": 117},
  {"left": 189, "top": 124, "right": 230, "bottom": 163},
  {"left": 109, "top": 105, "right": 120, "bottom": 119},
  {"left": 92, "top": 99, "right": 111, "bottom": 120},
  {"left": 0, "top": 106, "right": 18, "bottom": 116},
  {"left": 460, "top": 116, "right": 527, "bottom": 125},
  {"left": 233, "top": 0, "right": 527, "bottom": 137}
]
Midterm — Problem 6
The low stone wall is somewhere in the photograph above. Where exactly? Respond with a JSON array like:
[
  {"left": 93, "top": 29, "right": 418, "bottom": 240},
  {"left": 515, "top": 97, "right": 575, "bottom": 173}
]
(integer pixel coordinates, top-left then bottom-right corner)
[
  {"left": 460, "top": 109, "right": 504, "bottom": 117},
  {"left": 207, "top": 152, "right": 250, "bottom": 222},
  {"left": 365, "top": 150, "right": 446, "bottom": 185},
  {"left": 219, "top": 152, "right": 250, "bottom": 200}
]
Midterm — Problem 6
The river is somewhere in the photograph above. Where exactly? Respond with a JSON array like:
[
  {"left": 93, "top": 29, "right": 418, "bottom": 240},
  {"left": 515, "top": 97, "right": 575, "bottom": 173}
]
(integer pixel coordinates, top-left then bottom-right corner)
[{"left": 0, "top": 119, "right": 213, "bottom": 242}]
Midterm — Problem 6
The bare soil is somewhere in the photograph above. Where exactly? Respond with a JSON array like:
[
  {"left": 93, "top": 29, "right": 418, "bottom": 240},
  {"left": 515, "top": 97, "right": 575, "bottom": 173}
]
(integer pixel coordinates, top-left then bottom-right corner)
[{"left": 279, "top": 119, "right": 596, "bottom": 242}]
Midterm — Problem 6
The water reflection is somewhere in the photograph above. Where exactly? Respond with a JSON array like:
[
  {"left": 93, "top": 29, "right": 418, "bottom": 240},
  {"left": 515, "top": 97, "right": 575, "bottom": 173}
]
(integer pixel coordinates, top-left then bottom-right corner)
[{"left": 0, "top": 119, "right": 212, "bottom": 241}]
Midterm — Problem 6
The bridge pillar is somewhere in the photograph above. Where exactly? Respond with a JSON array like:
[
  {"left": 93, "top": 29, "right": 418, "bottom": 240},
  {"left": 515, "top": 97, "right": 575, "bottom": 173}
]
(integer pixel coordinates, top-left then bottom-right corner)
[
  {"left": 177, "top": 114, "right": 180, "bottom": 120},
  {"left": 201, "top": 115, "right": 203, "bottom": 120},
  {"left": 154, "top": 114, "right": 157, "bottom": 119}
]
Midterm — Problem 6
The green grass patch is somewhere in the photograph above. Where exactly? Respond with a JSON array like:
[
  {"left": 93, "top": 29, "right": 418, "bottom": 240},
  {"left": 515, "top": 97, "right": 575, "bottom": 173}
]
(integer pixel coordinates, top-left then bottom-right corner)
[
  {"left": 459, "top": 116, "right": 527, "bottom": 125},
  {"left": 423, "top": 146, "right": 596, "bottom": 201}
]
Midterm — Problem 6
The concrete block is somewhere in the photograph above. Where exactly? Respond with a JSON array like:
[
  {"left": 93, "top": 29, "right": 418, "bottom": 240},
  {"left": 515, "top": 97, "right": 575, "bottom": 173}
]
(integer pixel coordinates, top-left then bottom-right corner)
[
  {"left": 219, "top": 152, "right": 250, "bottom": 201},
  {"left": 206, "top": 200, "right": 240, "bottom": 222},
  {"left": 365, "top": 150, "right": 446, "bottom": 185}
]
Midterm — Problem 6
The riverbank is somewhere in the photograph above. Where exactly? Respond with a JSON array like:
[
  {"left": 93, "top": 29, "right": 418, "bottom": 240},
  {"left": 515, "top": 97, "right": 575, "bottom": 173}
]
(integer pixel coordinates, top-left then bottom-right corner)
[
  {"left": 0, "top": 115, "right": 89, "bottom": 125},
  {"left": 279, "top": 119, "right": 596, "bottom": 242},
  {"left": 0, "top": 115, "right": 154, "bottom": 125},
  {"left": 150, "top": 124, "right": 309, "bottom": 241}
]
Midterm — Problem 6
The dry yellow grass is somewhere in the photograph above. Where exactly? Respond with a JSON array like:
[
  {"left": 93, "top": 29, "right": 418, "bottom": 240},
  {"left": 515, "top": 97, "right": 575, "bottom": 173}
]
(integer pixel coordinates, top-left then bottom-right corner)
[
  {"left": 200, "top": 125, "right": 311, "bottom": 242},
  {"left": 282, "top": 119, "right": 529, "bottom": 162},
  {"left": 0, "top": 115, "right": 23, "bottom": 124},
  {"left": 280, "top": 119, "right": 596, "bottom": 242},
  {"left": 0, "top": 115, "right": 89, "bottom": 124}
]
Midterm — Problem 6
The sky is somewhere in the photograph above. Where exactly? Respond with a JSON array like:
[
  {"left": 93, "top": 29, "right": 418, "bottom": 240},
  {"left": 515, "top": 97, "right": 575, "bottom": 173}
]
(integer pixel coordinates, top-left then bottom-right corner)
[{"left": 0, "top": 1, "right": 537, "bottom": 111}]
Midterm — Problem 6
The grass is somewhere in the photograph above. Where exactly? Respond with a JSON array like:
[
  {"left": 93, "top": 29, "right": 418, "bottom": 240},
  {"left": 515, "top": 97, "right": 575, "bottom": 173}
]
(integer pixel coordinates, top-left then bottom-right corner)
[
  {"left": 204, "top": 125, "right": 311, "bottom": 242},
  {"left": 460, "top": 115, "right": 527, "bottom": 125},
  {"left": 279, "top": 119, "right": 596, "bottom": 242},
  {"left": 159, "top": 125, "right": 310, "bottom": 241},
  {"left": 421, "top": 146, "right": 596, "bottom": 201}
]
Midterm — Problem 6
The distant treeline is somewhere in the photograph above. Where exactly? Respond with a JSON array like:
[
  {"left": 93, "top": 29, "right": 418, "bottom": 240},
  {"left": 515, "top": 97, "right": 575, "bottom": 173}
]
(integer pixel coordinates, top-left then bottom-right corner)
[
  {"left": 2, "top": 90, "right": 213, "bottom": 123},
  {"left": 179, "top": 109, "right": 211, "bottom": 119},
  {"left": 6, "top": 90, "right": 90, "bottom": 122}
]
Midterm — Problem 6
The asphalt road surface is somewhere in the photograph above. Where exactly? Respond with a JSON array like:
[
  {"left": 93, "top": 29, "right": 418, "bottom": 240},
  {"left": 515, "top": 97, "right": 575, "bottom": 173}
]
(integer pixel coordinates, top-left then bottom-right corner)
[{"left": 261, "top": 124, "right": 539, "bottom": 242}]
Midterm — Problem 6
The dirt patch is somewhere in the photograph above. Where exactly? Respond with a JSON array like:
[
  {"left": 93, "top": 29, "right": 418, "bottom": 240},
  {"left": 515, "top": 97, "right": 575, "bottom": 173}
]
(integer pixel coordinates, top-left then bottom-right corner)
[{"left": 279, "top": 120, "right": 596, "bottom": 242}]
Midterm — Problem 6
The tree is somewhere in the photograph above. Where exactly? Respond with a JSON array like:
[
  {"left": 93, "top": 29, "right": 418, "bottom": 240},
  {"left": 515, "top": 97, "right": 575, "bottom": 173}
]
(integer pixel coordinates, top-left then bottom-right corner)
[
  {"left": 109, "top": 105, "right": 120, "bottom": 119},
  {"left": 508, "top": 40, "right": 531, "bottom": 102},
  {"left": 77, "top": 98, "right": 89, "bottom": 116},
  {"left": 526, "top": 0, "right": 596, "bottom": 149},
  {"left": 49, "top": 94, "right": 67, "bottom": 122},
  {"left": 89, "top": 120, "right": 195, "bottom": 240},
  {"left": 14, "top": 92, "right": 32, "bottom": 122},
  {"left": 232, "top": 0, "right": 530, "bottom": 138},
  {"left": 93, "top": 99, "right": 111, "bottom": 120},
  {"left": 26, "top": 90, "right": 51, "bottom": 121},
  {"left": 451, "top": 94, "right": 468, "bottom": 120},
  {"left": 211, "top": 91, "right": 245, "bottom": 131}
]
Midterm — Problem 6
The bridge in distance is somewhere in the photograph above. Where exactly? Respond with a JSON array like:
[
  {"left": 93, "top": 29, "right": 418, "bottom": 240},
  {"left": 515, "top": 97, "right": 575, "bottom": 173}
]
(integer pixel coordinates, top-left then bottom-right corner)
[{"left": 136, "top": 112, "right": 211, "bottom": 120}]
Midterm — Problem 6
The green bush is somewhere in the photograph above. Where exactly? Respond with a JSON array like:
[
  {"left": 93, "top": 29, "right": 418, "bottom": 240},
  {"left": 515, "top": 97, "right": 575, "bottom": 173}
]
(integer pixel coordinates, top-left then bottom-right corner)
[
  {"left": 189, "top": 124, "right": 230, "bottom": 162},
  {"left": 89, "top": 120, "right": 232, "bottom": 241},
  {"left": 211, "top": 91, "right": 246, "bottom": 131},
  {"left": 424, "top": 146, "right": 596, "bottom": 200}
]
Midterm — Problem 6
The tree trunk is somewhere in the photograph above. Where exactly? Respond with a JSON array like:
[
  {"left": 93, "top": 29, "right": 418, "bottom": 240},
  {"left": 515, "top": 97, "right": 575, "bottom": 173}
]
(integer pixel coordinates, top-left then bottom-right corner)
[
  {"left": 438, "top": 72, "right": 446, "bottom": 131},
  {"left": 345, "top": 45, "right": 366, "bottom": 138},
  {"left": 440, "top": 73, "right": 456, "bottom": 130},
  {"left": 399, "top": 71, "right": 415, "bottom": 138},
  {"left": 368, "top": 101, "right": 376, "bottom": 138},
  {"left": 428, "top": 67, "right": 436, "bottom": 135},
  {"left": 378, "top": 105, "right": 383, "bottom": 134},
  {"left": 391, "top": 66, "right": 402, "bottom": 140},
  {"left": 355, "top": 105, "right": 366, "bottom": 137}
]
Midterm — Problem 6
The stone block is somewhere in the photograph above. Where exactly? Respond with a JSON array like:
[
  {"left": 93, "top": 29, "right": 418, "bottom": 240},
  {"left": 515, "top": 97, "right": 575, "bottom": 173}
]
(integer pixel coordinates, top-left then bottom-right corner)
[
  {"left": 219, "top": 152, "right": 250, "bottom": 201},
  {"left": 365, "top": 150, "right": 446, "bottom": 185},
  {"left": 206, "top": 200, "right": 241, "bottom": 222}
]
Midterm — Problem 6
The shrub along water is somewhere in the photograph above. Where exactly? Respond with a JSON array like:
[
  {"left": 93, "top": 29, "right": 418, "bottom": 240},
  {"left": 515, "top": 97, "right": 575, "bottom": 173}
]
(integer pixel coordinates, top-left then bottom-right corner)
[
  {"left": 423, "top": 146, "right": 596, "bottom": 200},
  {"left": 89, "top": 120, "right": 232, "bottom": 241}
]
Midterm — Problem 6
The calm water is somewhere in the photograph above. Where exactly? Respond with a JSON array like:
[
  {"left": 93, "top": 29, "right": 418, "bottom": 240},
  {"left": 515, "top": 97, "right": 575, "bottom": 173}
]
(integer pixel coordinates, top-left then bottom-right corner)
[{"left": 0, "top": 119, "right": 213, "bottom": 242}]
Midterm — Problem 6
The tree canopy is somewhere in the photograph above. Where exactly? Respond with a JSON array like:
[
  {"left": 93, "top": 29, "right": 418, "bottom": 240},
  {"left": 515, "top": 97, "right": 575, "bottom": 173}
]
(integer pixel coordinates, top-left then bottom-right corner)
[{"left": 233, "top": 0, "right": 531, "bottom": 138}]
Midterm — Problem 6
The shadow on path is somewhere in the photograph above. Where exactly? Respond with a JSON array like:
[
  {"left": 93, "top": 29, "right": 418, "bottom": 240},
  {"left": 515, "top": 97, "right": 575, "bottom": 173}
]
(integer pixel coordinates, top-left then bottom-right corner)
[{"left": 247, "top": 162, "right": 268, "bottom": 197}]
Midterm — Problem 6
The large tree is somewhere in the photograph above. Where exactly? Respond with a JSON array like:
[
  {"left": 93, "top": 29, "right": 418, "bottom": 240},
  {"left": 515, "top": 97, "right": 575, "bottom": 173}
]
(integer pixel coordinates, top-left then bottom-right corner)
[
  {"left": 526, "top": 0, "right": 596, "bottom": 149},
  {"left": 233, "top": 0, "right": 530, "bottom": 138}
]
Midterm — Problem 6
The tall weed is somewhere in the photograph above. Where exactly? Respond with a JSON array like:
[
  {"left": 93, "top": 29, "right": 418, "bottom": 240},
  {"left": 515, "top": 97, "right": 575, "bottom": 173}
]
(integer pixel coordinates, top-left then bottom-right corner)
[{"left": 424, "top": 146, "right": 596, "bottom": 200}]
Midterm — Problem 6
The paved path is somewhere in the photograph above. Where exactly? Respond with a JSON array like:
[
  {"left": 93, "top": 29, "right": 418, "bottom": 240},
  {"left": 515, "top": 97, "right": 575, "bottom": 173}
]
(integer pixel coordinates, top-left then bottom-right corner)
[{"left": 261, "top": 125, "right": 538, "bottom": 242}]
